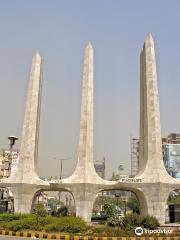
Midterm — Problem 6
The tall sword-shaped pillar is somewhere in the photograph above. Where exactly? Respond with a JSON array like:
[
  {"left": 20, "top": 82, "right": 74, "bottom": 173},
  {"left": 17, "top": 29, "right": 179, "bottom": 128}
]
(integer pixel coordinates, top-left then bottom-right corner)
[
  {"left": 135, "top": 32, "right": 169, "bottom": 223},
  {"left": 78, "top": 42, "right": 94, "bottom": 177},
  {"left": 11, "top": 51, "right": 43, "bottom": 183},
  {"left": 68, "top": 43, "right": 101, "bottom": 223},
  {"left": 137, "top": 32, "right": 164, "bottom": 177},
  {"left": 70, "top": 42, "right": 97, "bottom": 182},
  {"left": 5, "top": 51, "right": 44, "bottom": 213}
]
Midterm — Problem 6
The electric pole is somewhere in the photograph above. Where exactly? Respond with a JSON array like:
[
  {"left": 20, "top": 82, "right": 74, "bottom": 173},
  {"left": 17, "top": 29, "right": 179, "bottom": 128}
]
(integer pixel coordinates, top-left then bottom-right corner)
[
  {"left": 54, "top": 158, "right": 70, "bottom": 204},
  {"left": 96, "top": 158, "right": 105, "bottom": 210}
]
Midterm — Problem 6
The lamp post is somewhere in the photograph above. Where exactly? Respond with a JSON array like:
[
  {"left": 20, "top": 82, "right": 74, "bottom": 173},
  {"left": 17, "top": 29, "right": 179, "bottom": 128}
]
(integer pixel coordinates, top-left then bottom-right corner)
[
  {"left": 36, "top": 193, "right": 40, "bottom": 230},
  {"left": 115, "top": 190, "right": 121, "bottom": 232},
  {"left": 5, "top": 136, "right": 18, "bottom": 210},
  {"left": 54, "top": 158, "right": 70, "bottom": 204}
]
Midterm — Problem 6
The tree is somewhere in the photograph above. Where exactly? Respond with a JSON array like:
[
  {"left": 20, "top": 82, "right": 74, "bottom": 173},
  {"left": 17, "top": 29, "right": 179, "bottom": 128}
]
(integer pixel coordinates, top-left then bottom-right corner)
[
  {"left": 103, "top": 200, "right": 117, "bottom": 217},
  {"left": 33, "top": 203, "right": 47, "bottom": 217},
  {"left": 167, "top": 192, "right": 180, "bottom": 205},
  {"left": 109, "top": 197, "right": 123, "bottom": 209},
  {"left": 126, "top": 195, "right": 139, "bottom": 214},
  {"left": 112, "top": 172, "right": 116, "bottom": 180},
  {"left": 57, "top": 206, "right": 68, "bottom": 217},
  {"left": 48, "top": 198, "right": 64, "bottom": 211}
]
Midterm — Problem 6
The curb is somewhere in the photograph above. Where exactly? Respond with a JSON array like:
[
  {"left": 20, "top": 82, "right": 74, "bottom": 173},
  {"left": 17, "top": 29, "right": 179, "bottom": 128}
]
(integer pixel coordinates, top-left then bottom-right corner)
[{"left": 0, "top": 231, "right": 180, "bottom": 239}]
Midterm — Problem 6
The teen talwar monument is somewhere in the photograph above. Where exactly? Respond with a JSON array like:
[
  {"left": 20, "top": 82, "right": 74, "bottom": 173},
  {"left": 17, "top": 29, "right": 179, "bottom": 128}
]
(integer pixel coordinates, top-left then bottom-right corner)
[{"left": 1, "top": 33, "right": 179, "bottom": 224}]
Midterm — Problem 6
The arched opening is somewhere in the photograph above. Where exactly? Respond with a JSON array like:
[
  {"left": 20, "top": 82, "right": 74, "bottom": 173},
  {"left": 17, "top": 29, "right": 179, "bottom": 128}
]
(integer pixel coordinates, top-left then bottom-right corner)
[
  {"left": 92, "top": 189, "right": 140, "bottom": 221},
  {"left": 166, "top": 189, "right": 180, "bottom": 223},
  {"left": 32, "top": 189, "right": 76, "bottom": 217}
]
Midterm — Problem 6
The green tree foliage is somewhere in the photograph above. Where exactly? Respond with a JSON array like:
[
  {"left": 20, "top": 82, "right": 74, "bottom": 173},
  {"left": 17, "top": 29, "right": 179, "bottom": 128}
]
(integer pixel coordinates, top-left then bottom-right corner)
[
  {"left": 108, "top": 197, "right": 123, "bottom": 209},
  {"left": 4, "top": 214, "right": 87, "bottom": 233},
  {"left": 103, "top": 201, "right": 116, "bottom": 217},
  {"left": 48, "top": 198, "right": 64, "bottom": 211},
  {"left": 33, "top": 203, "right": 47, "bottom": 217},
  {"left": 51, "top": 206, "right": 68, "bottom": 217},
  {"left": 122, "top": 213, "right": 160, "bottom": 230},
  {"left": 126, "top": 195, "right": 139, "bottom": 214},
  {"left": 167, "top": 192, "right": 180, "bottom": 205},
  {"left": 56, "top": 206, "right": 68, "bottom": 217},
  {"left": 103, "top": 200, "right": 121, "bottom": 227},
  {"left": 112, "top": 172, "right": 116, "bottom": 180}
]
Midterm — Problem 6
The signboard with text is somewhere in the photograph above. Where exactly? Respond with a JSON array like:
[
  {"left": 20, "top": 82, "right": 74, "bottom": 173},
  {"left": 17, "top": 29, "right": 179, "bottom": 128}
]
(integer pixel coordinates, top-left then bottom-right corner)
[{"left": 164, "top": 144, "right": 180, "bottom": 172}]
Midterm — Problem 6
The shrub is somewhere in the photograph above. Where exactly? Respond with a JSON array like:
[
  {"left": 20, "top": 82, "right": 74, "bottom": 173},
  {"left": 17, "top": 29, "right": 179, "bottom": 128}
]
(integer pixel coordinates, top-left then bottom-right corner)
[
  {"left": 107, "top": 216, "right": 119, "bottom": 227},
  {"left": 8, "top": 219, "right": 38, "bottom": 231},
  {"left": 141, "top": 215, "right": 160, "bottom": 229},
  {"left": 51, "top": 210, "right": 56, "bottom": 217},
  {"left": 0, "top": 213, "right": 35, "bottom": 222},
  {"left": 56, "top": 206, "right": 68, "bottom": 217},
  {"left": 8, "top": 217, "right": 53, "bottom": 231},
  {"left": 44, "top": 217, "right": 87, "bottom": 233},
  {"left": 33, "top": 203, "right": 47, "bottom": 217},
  {"left": 121, "top": 213, "right": 160, "bottom": 230},
  {"left": 103, "top": 201, "right": 116, "bottom": 217},
  {"left": 2, "top": 215, "right": 87, "bottom": 234}
]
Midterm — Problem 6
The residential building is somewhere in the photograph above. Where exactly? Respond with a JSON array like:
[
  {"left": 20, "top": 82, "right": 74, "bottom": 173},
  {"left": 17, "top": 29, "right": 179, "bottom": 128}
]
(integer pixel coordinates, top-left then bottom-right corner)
[{"left": 35, "top": 191, "right": 48, "bottom": 210}]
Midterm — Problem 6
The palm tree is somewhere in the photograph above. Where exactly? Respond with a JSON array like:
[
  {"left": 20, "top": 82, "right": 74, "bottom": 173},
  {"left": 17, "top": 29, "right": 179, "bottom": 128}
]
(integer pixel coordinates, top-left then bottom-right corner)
[{"left": 112, "top": 172, "right": 116, "bottom": 180}]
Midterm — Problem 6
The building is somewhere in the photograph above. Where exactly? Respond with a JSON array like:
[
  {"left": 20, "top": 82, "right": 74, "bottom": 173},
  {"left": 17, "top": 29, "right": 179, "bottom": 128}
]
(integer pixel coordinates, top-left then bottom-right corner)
[
  {"left": 131, "top": 135, "right": 139, "bottom": 177},
  {"left": 0, "top": 149, "right": 19, "bottom": 178},
  {"left": 35, "top": 191, "right": 48, "bottom": 210},
  {"left": 0, "top": 149, "right": 20, "bottom": 211},
  {"left": 94, "top": 159, "right": 105, "bottom": 179},
  {"left": 162, "top": 133, "right": 180, "bottom": 162},
  {"left": 131, "top": 133, "right": 180, "bottom": 175},
  {"left": 94, "top": 164, "right": 103, "bottom": 178}
]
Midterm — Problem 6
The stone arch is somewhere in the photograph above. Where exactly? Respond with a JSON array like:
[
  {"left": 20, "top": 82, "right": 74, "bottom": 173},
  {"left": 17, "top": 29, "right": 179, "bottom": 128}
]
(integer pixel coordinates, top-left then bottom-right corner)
[
  {"left": 92, "top": 187, "right": 141, "bottom": 216},
  {"left": 31, "top": 187, "right": 76, "bottom": 214},
  {"left": 165, "top": 187, "right": 180, "bottom": 223}
]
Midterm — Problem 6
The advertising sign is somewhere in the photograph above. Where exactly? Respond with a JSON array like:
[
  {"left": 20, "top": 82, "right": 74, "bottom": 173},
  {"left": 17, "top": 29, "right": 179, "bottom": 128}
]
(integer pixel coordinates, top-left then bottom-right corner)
[
  {"left": 57, "top": 205, "right": 61, "bottom": 210},
  {"left": 10, "top": 151, "right": 19, "bottom": 177},
  {"left": 164, "top": 144, "right": 180, "bottom": 178},
  {"left": 118, "top": 164, "right": 124, "bottom": 171},
  {"left": 116, "top": 162, "right": 126, "bottom": 175}
]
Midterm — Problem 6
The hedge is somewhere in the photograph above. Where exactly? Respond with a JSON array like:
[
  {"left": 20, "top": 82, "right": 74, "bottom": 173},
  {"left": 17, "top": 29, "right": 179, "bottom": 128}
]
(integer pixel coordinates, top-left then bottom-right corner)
[
  {"left": 0, "top": 214, "right": 87, "bottom": 233},
  {"left": 121, "top": 213, "right": 160, "bottom": 230}
]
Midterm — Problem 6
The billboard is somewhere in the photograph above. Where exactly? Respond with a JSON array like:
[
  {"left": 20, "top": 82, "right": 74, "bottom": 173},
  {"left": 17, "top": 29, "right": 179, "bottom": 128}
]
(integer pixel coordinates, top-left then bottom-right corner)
[
  {"left": 11, "top": 151, "right": 19, "bottom": 177},
  {"left": 164, "top": 144, "right": 180, "bottom": 178}
]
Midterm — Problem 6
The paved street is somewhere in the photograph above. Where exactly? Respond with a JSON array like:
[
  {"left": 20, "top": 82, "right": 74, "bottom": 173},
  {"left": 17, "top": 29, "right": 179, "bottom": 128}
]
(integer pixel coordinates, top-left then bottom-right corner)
[{"left": 0, "top": 236, "right": 30, "bottom": 239}]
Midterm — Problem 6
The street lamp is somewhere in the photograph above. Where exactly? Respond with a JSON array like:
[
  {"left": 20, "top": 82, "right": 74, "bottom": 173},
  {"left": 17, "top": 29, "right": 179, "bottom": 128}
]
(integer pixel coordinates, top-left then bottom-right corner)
[
  {"left": 5, "top": 136, "right": 18, "bottom": 210},
  {"left": 7, "top": 136, "right": 18, "bottom": 177},
  {"left": 115, "top": 190, "right": 121, "bottom": 231},
  {"left": 54, "top": 158, "right": 70, "bottom": 204},
  {"left": 36, "top": 193, "right": 41, "bottom": 230}
]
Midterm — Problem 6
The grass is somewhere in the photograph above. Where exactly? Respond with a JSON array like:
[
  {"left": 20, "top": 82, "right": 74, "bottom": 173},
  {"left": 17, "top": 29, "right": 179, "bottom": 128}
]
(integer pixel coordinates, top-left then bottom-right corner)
[{"left": 0, "top": 213, "right": 179, "bottom": 237}]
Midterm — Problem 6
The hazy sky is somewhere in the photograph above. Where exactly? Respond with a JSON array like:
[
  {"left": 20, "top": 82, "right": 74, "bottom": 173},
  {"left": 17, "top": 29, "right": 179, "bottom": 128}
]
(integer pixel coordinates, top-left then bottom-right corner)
[{"left": 0, "top": 0, "right": 180, "bottom": 180}]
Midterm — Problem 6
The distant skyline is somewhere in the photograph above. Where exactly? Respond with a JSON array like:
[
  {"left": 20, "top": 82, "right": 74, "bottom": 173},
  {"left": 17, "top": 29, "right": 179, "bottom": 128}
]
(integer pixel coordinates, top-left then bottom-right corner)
[{"left": 1, "top": 1, "right": 180, "bottom": 180}]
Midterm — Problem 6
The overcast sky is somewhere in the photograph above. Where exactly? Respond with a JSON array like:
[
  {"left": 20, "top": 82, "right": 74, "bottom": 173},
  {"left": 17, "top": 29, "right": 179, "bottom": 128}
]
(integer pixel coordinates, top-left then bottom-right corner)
[{"left": 0, "top": 0, "right": 180, "bottom": 180}]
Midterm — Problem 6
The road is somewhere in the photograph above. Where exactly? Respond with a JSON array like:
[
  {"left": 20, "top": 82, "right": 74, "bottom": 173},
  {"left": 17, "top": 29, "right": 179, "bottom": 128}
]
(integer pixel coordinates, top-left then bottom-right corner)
[{"left": 0, "top": 236, "right": 30, "bottom": 239}]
